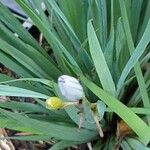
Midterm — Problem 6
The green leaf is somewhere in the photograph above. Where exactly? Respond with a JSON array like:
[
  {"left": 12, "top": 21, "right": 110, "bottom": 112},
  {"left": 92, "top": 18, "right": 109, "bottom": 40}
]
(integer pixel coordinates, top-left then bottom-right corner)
[
  {"left": 83, "top": 97, "right": 95, "bottom": 124},
  {"left": 88, "top": 0, "right": 107, "bottom": 49},
  {"left": 45, "top": 0, "right": 93, "bottom": 73},
  {"left": 106, "top": 107, "right": 150, "bottom": 115},
  {"left": 0, "top": 74, "right": 52, "bottom": 95},
  {"left": 117, "top": 18, "right": 150, "bottom": 91},
  {"left": 0, "top": 78, "right": 53, "bottom": 87},
  {"left": 0, "top": 38, "right": 50, "bottom": 78},
  {"left": 0, "top": 85, "right": 48, "bottom": 99},
  {"left": 97, "top": 101, "right": 106, "bottom": 121},
  {"left": 0, "top": 22, "right": 61, "bottom": 80},
  {"left": 104, "top": 0, "right": 114, "bottom": 71},
  {"left": 138, "top": 1, "right": 150, "bottom": 41},
  {"left": 121, "top": 138, "right": 150, "bottom": 150},
  {"left": 118, "top": 0, "right": 150, "bottom": 125},
  {"left": 0, "top": 2, "right": 47, "bottom": 56},
  {"left": 15, "top": 0, "right": 82, "bottom": 75},
  {"left": 0, "top": 101, "right": 47, "bottom": 113},
  {"left": 49, "top": 141, "right": 81, "bottom": 150},
  {"left": 80, "top": 75, "right": 150, "bottom": 145},
  {"left": 0, "top": 51, "right": 33, "bottom": 77},
  {"left": 87, "top": 20, "right": 116, "bottom": 96},
  {"left": 0, "top": 135, "right": 53, "bottom": 142},
  {"left": 0, "top": 108, "right": 97, "bottom": 142},
  {"left": 130, "top": 0, "right": 143, "bottom": 42}
]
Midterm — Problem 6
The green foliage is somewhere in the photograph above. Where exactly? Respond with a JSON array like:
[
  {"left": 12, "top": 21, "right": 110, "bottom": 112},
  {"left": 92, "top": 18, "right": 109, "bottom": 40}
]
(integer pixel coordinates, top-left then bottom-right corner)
[{"left": 0, "top": 0, "right": 150, "bottom": 149}]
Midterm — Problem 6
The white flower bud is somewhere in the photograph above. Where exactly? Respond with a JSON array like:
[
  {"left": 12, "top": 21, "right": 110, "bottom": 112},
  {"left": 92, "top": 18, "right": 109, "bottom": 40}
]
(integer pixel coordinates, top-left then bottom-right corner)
[{"left": 58, "top": 75, "right": 85, "bottom": 101}]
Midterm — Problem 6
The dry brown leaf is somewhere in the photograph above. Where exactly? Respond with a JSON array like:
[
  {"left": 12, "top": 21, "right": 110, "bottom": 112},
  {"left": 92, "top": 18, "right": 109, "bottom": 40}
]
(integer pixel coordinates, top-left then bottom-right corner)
[
  {"left": 0, "top": 129, "right": 15, "bottom": 150},
  {"left": 15, "top": 132, "right": 33, "bottom": 136},
  {"left": 116, "top": 120, "right": 133, "bottom": 140}
]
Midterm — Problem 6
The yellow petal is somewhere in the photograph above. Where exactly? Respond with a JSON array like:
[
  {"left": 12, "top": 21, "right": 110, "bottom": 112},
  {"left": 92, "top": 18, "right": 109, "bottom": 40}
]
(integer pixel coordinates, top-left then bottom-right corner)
[{"left": 45, "top": 97, "right": 64, "bottom": 109}]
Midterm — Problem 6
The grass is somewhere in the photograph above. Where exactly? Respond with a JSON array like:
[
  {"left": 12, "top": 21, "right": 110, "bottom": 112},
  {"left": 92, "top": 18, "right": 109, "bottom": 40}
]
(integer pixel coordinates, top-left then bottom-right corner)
[{"left": 0, "top": 0, "right": 150, "bottom": 149}]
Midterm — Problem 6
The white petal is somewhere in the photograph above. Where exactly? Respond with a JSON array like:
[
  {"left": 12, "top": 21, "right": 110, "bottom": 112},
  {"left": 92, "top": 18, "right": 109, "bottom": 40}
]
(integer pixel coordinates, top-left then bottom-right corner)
[{"left": 58, "top": 75, "right": 84, "bottom": 101}]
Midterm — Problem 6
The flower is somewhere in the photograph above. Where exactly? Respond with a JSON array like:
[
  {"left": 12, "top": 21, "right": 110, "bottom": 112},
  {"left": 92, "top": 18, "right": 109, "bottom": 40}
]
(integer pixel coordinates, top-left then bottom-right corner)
[
  {"left": 45, "top": 96, "right": 79, "bottom": 110},
  {"left": 58, "top": 75, "right": 85, "bottom": 101},
  {"left": 45, "top": 97, "right": 64, "bottom": 109}
]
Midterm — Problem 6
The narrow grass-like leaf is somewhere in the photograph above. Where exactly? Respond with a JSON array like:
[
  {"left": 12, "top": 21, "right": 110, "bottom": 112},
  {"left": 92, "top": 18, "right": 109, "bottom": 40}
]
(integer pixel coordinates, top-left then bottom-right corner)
[
  {"left": 97, "top": 101, "right": 106, "bottom": 121},
  {"left": 0, "top": 78, "right": 53, "bottom": 87},
  {"left": 87, "top": 20, "right": 116, "bottom": 96},
  {"left": 0, "top": 85, "right": 48, "bottom": 99},
  {"left": 117, "top": 18, "right": 150, "bottom": 91},
  {"left": 80, "top": 75, "right": 150, "bottom": 145},
  {"left": 0, "top": 135, "right": 53, "bottom": 142},
  {"left": 0, "top": 22, "right": 61, "bottom": 80},
  {"left": 118, "top": 0, "right": 150, "bottom": 124},
  {"left": 0, "top": 51, "right": 33, "bottom": 77},
  {"left": 138, "top": 0, "right": 150, "bottom": 41},
  {"left": 0, "top": 74, "right": 51, "bottom": 95},
  {"left": 115, "top": 18, "right": 126, "bottom": 74},
  {"left": 0, "top": 101, "right": 72, "bottom": 123},
  {"left": 0, "top": 38, "right": 50, "bottom": 78},
  {"left": 94, "top": 0, "right": 107, "bottom": 49},
  {"left": 45, "top": 0, "right": 93, "bottom": 73},
  {"left": 130, "top": 0, "right": 143, "bottom": 42},
  {"left": 0, "top": 101, "right": 47, "bottom": 113},
  {"left": 49, "top": 141, "right": 81, "bottom": 150},
  {"left": 83, "top": 97, "right": 95, "bottom": 124},
  {"left": 0, "top": 108, "right": 97, "bottom": 142},
  {"left": 46, "top": 0, "right": 81, "bottom": 45},
  {"left": 55, "top": 0, "right": 87, "bottom": 42},
  {"left": 88, "top": 0, "right": 107, "bottom": 49},
  {"left": 15, "top": 0, "right": 82, "bottom": 75},
  {"left": 121, "top": 138, "right": 150, "bottom": 150},
  {"left": 0, "top": 2, "right": 47, "bottom": 56},
  {"left": 104, "top": 0, "right": 114, "bottom": 70},
  {"left": 106, "top": 107, "right": 150, "bottom": 115}
]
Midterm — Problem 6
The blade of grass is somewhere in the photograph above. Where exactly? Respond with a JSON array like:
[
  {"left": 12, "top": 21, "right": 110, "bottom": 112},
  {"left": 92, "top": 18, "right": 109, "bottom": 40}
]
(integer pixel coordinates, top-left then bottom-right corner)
[
  {"left": 0, "top": 22, "right": 61, "bottom": 80},
  {"left": 0, "top": 101, "right": 71, "bottom": 122},
  {"left": 0, "top": 2, "right": 47, "bottom": 56},
  {"left": 115, "top": 18, "right": 127, "bottom": 81},
  {"left": 122, "top": 138, "right": 150, "bottom": 150},
  {"left": 0, "top": 74, "right": 52, "bottom": 95},
  {"left": 95, "top": 0, "right": 107, "bottom": 49},
  {"left": 87, "top": 20, "right": 116, "bottom": 96},
  {"left": 117, "top": 18, "right": 150, "bottom": 91},
  {"left": 0, "top": 38, "right": 50, "bottom": 79},
  {"left": 0, "top": 101, "right": 47, "bottom": 113},
  {"left": 15, "top": 0, "right": 82, "bottom": 75},
  {"left": 118, "top": 0, "right": 150, "bottom": 125},
  {"left": 80, "top": 75, "right": 150, "bottom": 145},
  {"left": 88, "top": 0, "right": 107, "bottom": 49},
  {"left": 138, "top": 0, "right": 150, "bottom": 41},
  {"left": 49, "top": 141, "right": 81, "bottom": 150},
  {"left": 0, "top": 85, "right": 48, "bottom": 99},
  {"left": 0, "top": 135, "right": 53, "bottom": 142},
  {"left": 0, "top": 78, "right": 52, "bottom": 87},
  {"left": 130, "top": 0, "right": 143, "bottom": 42},
  {"left": 106, "top": 107, "right": 150, "bottom": 115},
  {"left": 0, "top": 108, "right": 97, "bottom": 142},
  {"left": 56, "top": 0, "right": 87, "bottom": 42},
  {"left": 45, "top": 0, "right": 93, "bottom": 74},
  {"left": 104, "top": 0, "right": 114, "bottom": 70},
  {"left": 0, "top": 51, "right": 33, "bottom": 77}
]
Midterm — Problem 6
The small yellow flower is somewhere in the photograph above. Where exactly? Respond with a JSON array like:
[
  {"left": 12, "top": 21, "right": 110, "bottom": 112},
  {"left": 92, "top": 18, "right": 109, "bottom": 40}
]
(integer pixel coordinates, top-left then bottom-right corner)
[{"left": 45, "top": 97, "right": 64, "bottom": 109}]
